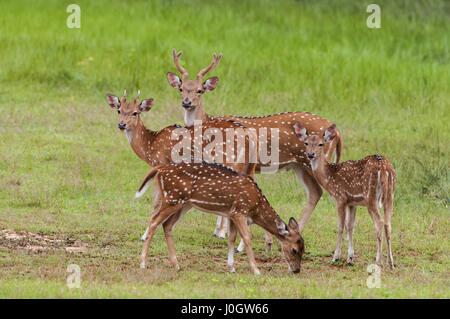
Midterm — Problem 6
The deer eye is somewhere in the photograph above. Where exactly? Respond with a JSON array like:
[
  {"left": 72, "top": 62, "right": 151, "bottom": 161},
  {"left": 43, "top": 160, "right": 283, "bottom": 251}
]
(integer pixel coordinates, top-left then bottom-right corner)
[
  {"left": 197, "top": 89, "right": 203, "bottom": 94},
  {"left": 292, "top": 248, "right": 298, "bottom": 254},
  {"left": 132, "top": 111, "right": 138, "bottom": 116},
  {"left": 319, "top": 143, "right": 324, "bottom": 147},
  {"left": 117, "top": 110, "right": 121, "bottom": 114},
  {"left": 304, "top": 142, "right": 308, "bottom": 146}
]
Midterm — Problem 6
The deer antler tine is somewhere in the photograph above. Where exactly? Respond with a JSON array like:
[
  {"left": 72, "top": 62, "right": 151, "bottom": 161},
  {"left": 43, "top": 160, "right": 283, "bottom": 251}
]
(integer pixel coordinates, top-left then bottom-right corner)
[
  {"left": 173, "top": 48, "right": 182, "bottom": 59},
  {"left": 137, "top": 89, "right": 141, "bottom": 98},
  {"left": 172, "top": 48, "right": 189, "bottom": 80},
  {"left": 123, "top": 89, "right": 127, "bottom": 97},
  {"left": 197, "top": 52, "right": 222, "bottom": 81}
]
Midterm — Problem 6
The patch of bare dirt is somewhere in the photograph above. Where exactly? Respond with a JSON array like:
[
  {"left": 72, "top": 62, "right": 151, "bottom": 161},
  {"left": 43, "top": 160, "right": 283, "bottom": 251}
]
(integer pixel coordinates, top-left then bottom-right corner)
[{"left": 0, "top": 229, "right": 87, "bottom": 253}]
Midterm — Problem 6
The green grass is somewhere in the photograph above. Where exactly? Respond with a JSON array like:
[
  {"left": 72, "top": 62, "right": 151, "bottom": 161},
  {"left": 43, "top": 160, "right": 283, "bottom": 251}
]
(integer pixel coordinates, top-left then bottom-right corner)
[{"left": 0, "top": 0, "right": 449, "bottom": 298}]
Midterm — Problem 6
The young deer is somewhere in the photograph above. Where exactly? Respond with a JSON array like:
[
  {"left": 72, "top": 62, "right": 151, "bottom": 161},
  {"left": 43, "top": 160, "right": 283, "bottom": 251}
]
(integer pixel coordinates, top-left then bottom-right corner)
[
  {"left": 293, "top": 123, "right": 396, "bottom": 267},
  {"left": 136, "top": 162, "right": 305, "bottom": 275},
  {"left": 105, "top": 91, "right": 271, "bottom": 248},
  {"left": 167, "top": 49, "right": 344, "bottom": 233}
]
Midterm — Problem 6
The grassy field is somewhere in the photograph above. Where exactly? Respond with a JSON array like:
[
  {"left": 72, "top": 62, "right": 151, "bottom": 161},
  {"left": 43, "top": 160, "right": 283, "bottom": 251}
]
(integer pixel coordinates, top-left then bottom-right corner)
[{"left": 0, "top": 0, "right": 449, "bottom": 298}]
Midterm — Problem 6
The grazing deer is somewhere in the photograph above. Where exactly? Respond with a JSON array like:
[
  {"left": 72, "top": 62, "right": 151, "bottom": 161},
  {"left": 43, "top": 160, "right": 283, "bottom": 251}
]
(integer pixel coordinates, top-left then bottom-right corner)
[
  {"left": 104, "top": 91, "right": 271, "bottom": 248},
  {"left": 136, "top": 162, "right": 305, "bottom": 275},
  {"left": 167, "top": 49, "right": 344, "bottom": 233},
  {"left": 293, "top": 123, "right": 396, "bottom": 267}
]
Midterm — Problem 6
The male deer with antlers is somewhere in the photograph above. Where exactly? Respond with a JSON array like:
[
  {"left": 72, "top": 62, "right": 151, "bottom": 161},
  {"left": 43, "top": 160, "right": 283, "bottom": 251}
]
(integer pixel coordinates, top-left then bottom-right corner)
[
  {"left": 105, "top": 91, "right": 273, "bottom": 248},
  {"left": 294, "top": 123, "right": 396, "bottom": 267},
  {"left": 136, "top": 162, "right": 305, "bottom": 275},
  {"left": 167, "top": 49, "right": 343, "bottom": 235}
]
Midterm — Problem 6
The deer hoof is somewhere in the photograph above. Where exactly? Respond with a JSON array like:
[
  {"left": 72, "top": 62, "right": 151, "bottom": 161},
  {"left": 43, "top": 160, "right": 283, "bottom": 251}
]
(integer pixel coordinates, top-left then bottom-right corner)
[
  {"left": 217, "top": 232, "right": 226, "bottom": 239},
  {"left": 331, "top": 258, "right": 341, "bottom": 265}
]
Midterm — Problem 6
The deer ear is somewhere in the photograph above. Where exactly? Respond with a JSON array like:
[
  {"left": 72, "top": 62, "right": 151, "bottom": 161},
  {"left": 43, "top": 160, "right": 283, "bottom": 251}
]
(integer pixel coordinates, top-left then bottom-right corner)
[
  {"left": 167, "top": 72, "right": 182, "bottom": 89},
  {"left": 106, "top": 94, "right": 120, "bottom": 109},
  {"left": 293, "top": 123, "right": 307, "bottom": 141},
  {"left": 139, "top": 98, "right": 154, "bottom": 112},
  {"left": 203, "top": 76, "right": 219, "bottom": 91},
  {"left": 288, "top": 217, "right": 299, "bottom": 231},
  {"left": 276, "top": 219, "right": 289, "bottom": 237},
  {"left": 324, "top": 124, "right": 337, "bottom": 142}
]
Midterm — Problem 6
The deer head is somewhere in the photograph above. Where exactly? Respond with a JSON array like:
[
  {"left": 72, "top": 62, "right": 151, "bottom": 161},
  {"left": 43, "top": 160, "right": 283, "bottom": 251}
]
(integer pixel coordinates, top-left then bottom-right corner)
[
  {"left": 105, "top": 90, "right": 155, "bottom": 132},
  {"left": 294, "top": 123, "right": 337, "bottom": 171},
  {"left": 294, "top": 123, "right": 337, "bottom": 165},
  {"left": 167, "top": 49, "right": 222, "bottom": 122},
  {"left": 276, "top": 217, "right": 304, "bottom": 273}
]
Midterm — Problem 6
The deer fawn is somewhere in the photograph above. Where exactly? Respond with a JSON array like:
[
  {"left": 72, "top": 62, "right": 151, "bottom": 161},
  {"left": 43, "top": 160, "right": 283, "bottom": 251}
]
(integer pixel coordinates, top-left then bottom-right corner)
[
  {"left": 294, "top": 123, "right": 396, "bottom": 267},
  {"left": 136, "top": 162, "right": 305, "bottom": 275},
  {"left": 167, "top": 49, "right": 344, "bottom": 234},
  {"left": 105, "top": 91, "right": 273, "bottom": 249}
]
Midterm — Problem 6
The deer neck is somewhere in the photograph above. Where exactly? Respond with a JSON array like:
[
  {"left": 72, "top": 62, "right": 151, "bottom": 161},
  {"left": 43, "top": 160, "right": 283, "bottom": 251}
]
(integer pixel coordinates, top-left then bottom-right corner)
[
  {"left": 309, "top": 157, "right": 334, "bottom": 191},
  {"left": 252, "top": 200, "right": 289, "bottom": 242},
  {"left": 127, "top": 119, "right": 157, "bottom": 165},
  {"left": 184, "top": 102, "right": 210, "bottom": 127}
]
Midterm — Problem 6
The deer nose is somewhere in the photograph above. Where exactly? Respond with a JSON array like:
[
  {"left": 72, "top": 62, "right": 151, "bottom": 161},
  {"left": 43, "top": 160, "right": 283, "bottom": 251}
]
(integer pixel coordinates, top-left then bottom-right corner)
[
  {"left": 118, "top": 122, "right": 126, "bottom": 130},
  {"left": 182, "top": 99, "right": 192, "bottom": 108},
  {"left": 307, "top": 153, "right": 315, "bottom": 159}
]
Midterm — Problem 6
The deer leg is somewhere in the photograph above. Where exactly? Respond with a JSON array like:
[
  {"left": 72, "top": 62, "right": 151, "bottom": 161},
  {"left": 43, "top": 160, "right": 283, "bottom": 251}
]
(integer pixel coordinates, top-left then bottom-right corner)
[
  {"left": 140, "top": 203, "right": 183, "bottom": 269},
  {"left": 368, "top": 206, "right": 384, "bottom": 266},
  {"left": 332, "top": 204, "right": 346, "bottom": 262},
  {"left": 162, "top": 209, "right": 184, "bottom": 271},
  {"left": 235, "top": 219, "right": 272, "bottom": 254},
  {"left": 294, "top": 167, "right": 323, "bottom": 232},
  {"left": 264, "top": 231, "right": 273, "bottom": 254},
  {"left": 227, "top": 221, "right": 237, "bottom": 273},
  {"left": 141, "top": 187, "right": 162, "bottom": 241},
  {"left": 345, "top": 206, "right": 357, "bottom": 264},
  {"left": 140, "top": 227, "right": 149, "bottom": 242},
  {"left": 236, "top": 238, "right": 245, "bottom": 253},
  {"left": 383, "top": 204, "right": 394, "bottom": 268},
  {"left": 213, "top": 216, "right": 227, "bottom": 239},
  {"left": 231, "top": 215, "right": 261, "bottom": 275},
  {"left": 218, "top": 216, "right": 228, "bottom": 239}
]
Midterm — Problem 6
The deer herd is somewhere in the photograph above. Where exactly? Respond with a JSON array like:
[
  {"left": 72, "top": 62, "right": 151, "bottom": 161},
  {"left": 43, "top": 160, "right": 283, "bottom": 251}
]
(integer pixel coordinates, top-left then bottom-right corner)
[{"left": 105, "top": 49, "right": 396, "bottom": 275}]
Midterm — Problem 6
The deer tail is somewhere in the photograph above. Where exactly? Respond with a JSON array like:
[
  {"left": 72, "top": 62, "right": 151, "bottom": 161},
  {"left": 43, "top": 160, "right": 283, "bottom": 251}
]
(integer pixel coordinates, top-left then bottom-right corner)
[
  {"left": 334, "top": 129, "right": 343, "bottom": 164},
  {"left": 135, "top": 167, "right": 159, "bottom": 199},
  {"left": 382, "top": 166, "right": 396, "bottom": 214}
]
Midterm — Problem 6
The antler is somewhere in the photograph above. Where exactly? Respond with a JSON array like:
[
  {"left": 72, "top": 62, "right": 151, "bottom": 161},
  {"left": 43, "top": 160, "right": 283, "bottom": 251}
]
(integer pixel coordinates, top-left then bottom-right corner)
[
  {"left": 172, "top": 49, "right": 189, "bottom": 81},
  {"left": 196, "top": 53, "right": 222, "bottom": 81},
  {"left": 120, "top": 89, "right": 127, "bottom": 102},
  {"left": 134, "top": 89, "right": 141, "bottom": 103}
]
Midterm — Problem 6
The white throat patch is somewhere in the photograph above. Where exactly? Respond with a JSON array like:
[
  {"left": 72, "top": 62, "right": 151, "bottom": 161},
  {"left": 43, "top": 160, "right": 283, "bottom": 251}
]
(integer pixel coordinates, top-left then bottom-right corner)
[
  {"left": 184, "top": 109, "right": 197, "bottom": 127},
  {"left": 310, "top": 159, "right": 319, "bottom": 171},
  {"left": 125, "top": 130, "right": 133, "bottom": 144}
]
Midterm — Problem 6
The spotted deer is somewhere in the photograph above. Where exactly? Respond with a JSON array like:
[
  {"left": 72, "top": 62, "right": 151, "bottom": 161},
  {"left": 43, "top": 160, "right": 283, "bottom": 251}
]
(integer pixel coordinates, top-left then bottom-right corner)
[
  {"left": 105, "top": 91, "right": 272, "bottom": 248},
  {"left": 167, "top": 49, "right": 343, "bottom": 235},
  {"left": 294, "top": 123, "right": 396, "bottom": 267},
  {"left": 136, "top": 162, "right": 305, "bottom": 275}
]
